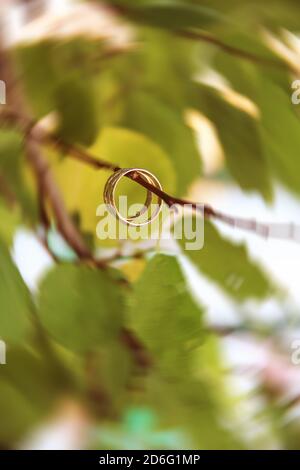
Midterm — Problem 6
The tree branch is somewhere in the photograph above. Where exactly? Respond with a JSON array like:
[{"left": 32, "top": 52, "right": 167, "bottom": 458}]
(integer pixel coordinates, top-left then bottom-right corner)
[
  {"left": 0, "top": 172, "right": 17, "bottom": 208},
  {"left": 0, "top": 44, "right": 102, "bottom": 264},
  {"left": 106, "top": 2, "right": 299, "bottom": 76},
  {"left": 2, "top": 108, "right": 299, "bottom": 244}
]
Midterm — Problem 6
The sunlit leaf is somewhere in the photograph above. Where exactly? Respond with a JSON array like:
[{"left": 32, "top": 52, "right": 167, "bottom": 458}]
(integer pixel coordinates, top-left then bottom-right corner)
[{"left": 123, "top": 92, "right": 202, "bottom": 195}]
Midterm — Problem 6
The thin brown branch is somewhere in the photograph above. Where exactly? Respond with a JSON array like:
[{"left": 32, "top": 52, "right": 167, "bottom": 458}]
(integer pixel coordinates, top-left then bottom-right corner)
[
  {"left": 106, "top": 3, "right": 299, "bottom": 76},
  {"left": 0, "top": 43, "right": 102, "bottom": 264},
  {"left": 39, "top": 128, "right": 300, "bottom": 243},
  {"left": 120, "top": 328, "right": 152, "bottom": 370},
  {"left": 177, "top": 30, "right": 299, "bottom": 76},
  {"left": 0, "top": 172, "right": 17, "bottom": 208},
  {"left": 26, "top": 136, "right": 95, "bottom": 259},
  {"left": 2, "top": 108, "right": 299, "bottom": 244}
]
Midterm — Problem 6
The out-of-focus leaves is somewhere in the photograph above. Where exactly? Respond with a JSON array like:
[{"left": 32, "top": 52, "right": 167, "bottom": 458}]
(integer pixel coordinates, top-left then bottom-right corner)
[
  {"left": 0, "top": 347, "right": 66, "bottom": 444},
  {"left": 128, "top": 254, "right": 204, "bottom": 374},
  {"left": 256, "top": 79, "right": 300, "bottom": 196},
  {"left": 14, "top": 42, "right": 58, "bottom": 117},
  {"left": 177, "top": 218, "right": 273, "bottom": 301},
  {"left": 126, "top": 250, "right": 243, "bottom": 447},
  {"left": 211, "top": 35, "right": 300, "bottom": 196},
  {"left": 212, "top": 32, "right": 291, "bottom": 97},
  {"left": 4, "top": 0, "right": 299, "bottom": 450},
  {"left": 145, "top": 371, "right": 243, "bottom": 449},
  {"left": 0, "top": 202, "right": 20, "bottom": 247},
  {"left": 212, "top": 45, "right": 300, "bottom": 194},
  {"left": 0, "top": 129, "right": 36, "bottom": 220},
  {"left": 38, "top": 264, "right": 124, "bottom": 352},
  {"left": 190, "top": 0, "right": 300, "bottom": 30},
  {"left": 122, "top": 1, "right": 226, "bottom": 30},
  {"left": 87, "top": 341, "right": 132, "bottom": 413},
  {"left": 123, "top": 92, "right": 202, "bottom": 195},
  {"left": 0, "top": 379, "right": 39, "bottom": 444},
  {"left": 136, "top": 29, "right": 200, "bottom": 109},
  {"left": 192, "top": 83, "right": 273, "bottom": 201},
  {"left": 0, "top": 348, "right": 62, "bottom": 409},
  {"left": 127, "top": 254, "right": 242, "bottom": 447},
  {"left": 0, "top": 238, "right": 32, "bottom": 344},
  {"left": 15, "top": 40, "right": 101, "bottom": 143},
  {"left": 55, "top": 77, "right": 99, "bottom": 146}
]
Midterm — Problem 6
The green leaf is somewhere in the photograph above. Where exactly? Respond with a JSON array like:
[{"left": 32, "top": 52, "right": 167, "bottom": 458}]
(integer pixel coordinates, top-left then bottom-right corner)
[
  {"left": 177, "top": 218, "right": 273, "bottom": 301},
  {"left": 210, "top": 34, "right": 300, "bottom": 196},
  {"left": 0, "top": 348, "right": 62, "bottom": 409},
  {"left": 212, "top": 32, "right": 291, "bottom": 99},
  {"left": 86, "top": 341, "right": 132, "bottom": 413},
  {"left": 128, "top": 254, "right": 204, "bottom": 374},
  {"left": 124, "top": 1, "right": 226, "bottom": 30},
  {"left": 0, "top": 238, "right": 32, "bottom": 344},
  {"left": 136, "top": 29, "right": 200, "bottom": 109},
  {"left": 0, "top": 129, "right": 37, "bottom": 220},
  {"left": 193, "top": 83, "right": 273, "bottom": 201},
  {"left": 122, "top": 92, "right": 202, "bottom": 195},
  {"left": 38, "top": 264, "right": 124, "bottom": 352},
  {"left": 127, "top": 255, "right": 242, "bottom": 448},
  {"left": 0, "top": 201, "right": 20, "bottom": 247},
  {"left": 0, "top": 379, "right": 39, "bottom": 444},
  {"left": 201, "top": 0, "right": 300, "bottom": 31},
  {"left": 0, "top": 347, "right": 65, "bottom": 443},
  {"left": 14, "top": 42, "right": 59, "bottom": 118},
  {"left": 15, "top": 39, "right": 103, "bottom": 125},
  {"left": 256, "top": 79, "right": 300, "bottom": 195},
  {"left": 55, "top": 77, "right": 99, "bottom": 146},
  {"left": 145, "top": 372, "right": 243, "bottom": 449}
]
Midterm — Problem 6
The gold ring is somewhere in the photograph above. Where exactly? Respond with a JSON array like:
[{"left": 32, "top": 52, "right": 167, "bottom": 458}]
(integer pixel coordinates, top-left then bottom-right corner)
[{"left": 103, "top": 168, "right": 162, "bottom": 226}]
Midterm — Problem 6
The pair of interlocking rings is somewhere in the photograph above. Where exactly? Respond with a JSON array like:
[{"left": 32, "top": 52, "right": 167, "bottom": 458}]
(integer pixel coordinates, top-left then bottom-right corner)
[{"left": 103, "top": 168, "right": 162, "bottom": 226}]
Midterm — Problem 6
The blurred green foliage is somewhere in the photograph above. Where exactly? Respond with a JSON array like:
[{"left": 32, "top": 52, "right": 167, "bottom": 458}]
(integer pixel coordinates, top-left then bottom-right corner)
[{"left": 0, "top": 0, "right": 300, "bottom": 450}]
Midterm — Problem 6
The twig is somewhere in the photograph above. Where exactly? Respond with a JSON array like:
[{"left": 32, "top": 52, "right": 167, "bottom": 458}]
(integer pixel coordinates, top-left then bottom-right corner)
[
  {"left": 106, "top": 2, "right": 299, "bottom": 76},
  {"left": 0, "top": 44, "right": 104, "bottom": 265},
  {"left": 177, "top": 30, "right": 300, "bottom": 76},
  {"left": 0, "top": 173, "right": 17, "bottom": 208},
  {"left": 120, "top": 328, "right": 152, "bottom": 369}
]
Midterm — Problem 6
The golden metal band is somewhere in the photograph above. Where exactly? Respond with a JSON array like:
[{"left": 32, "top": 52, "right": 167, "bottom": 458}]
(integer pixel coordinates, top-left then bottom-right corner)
[{"left": 103, "top": 168, "right": 162, "bottom": 226}]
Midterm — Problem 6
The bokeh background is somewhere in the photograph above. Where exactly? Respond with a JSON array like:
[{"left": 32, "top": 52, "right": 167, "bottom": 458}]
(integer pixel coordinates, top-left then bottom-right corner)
[{"left": 1, "top": 0, "right": 300, "bottom": 450}]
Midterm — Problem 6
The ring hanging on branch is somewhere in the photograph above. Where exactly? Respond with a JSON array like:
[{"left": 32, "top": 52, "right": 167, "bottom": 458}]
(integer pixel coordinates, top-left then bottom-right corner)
[{"left": 103, "top": 168, "right": 163, "bottom": 226}]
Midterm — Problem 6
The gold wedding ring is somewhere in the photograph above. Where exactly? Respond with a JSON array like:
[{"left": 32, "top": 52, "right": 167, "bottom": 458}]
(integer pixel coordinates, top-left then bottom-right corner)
[{"left": 103, "top": 168, "right": 162, "bottom": 226}]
